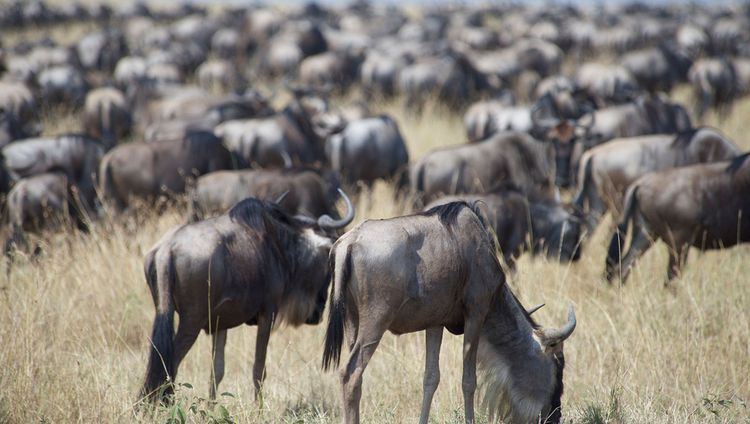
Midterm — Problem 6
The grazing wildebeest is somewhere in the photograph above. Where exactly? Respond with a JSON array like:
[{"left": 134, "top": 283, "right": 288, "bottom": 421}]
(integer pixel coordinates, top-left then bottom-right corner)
[
  {"left": 215, "top": 90, "right": 332, "bottom": 168},
  {"left": 575, "top": 128, "right": 740, "bottom": 230},
  {"left": 2, "top": 134, "right": 105, "bottom": 214},
  {"left": 322, "top": 201, "right": 576, "bottom": 424},
  {"left": 325, "top": 115, "right": 409, "bottom": 194},
  {"left": 425, "top": 190, "right": 584, "bottom": 267},
  {"left": 3, "top": 172, "right": 88, "bottom": 262},
  {"left": 605, "top": 153, "right": 750, "bottom": 284},
  {"left": 83, "top": 87, "right": 132, "bottom": 148},
  {"left": 98, "top": 130, "right": 234, "bottom": 211},
  {"left": 188, "top": 167, "right": 340, "bottom": 222},
  {"left": 410, "top": 131, "right": 555, "bottom": 207},
  {"left": 140, "top": 190, "right": 355, "bottom": 403}
]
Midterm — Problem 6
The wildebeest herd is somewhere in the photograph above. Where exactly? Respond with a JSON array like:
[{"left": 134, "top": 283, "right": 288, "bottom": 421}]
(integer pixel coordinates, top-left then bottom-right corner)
[{"left": 2, "top": 1, "right": 750, "bottom": 423}]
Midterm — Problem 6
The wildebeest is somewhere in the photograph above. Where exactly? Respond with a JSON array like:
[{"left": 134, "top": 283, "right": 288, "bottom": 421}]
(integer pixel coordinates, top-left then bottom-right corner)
[
  {"left": 575, "top": 63, "right": 638, "bottom": 106},
  {"left": 98, "top": 130, "right": 234, "bottom": 211},
  {"left": 606, "top": 153, "right": 750, "bottom": 284},
  {"left": 425, "top": 190, "right": 584, "bottom": 266},
  {"left": 0, "top": 81, "right": 38, "bottom": 146},
  {"left": 37, "top": 65, "right": 89, "bottom": 107},
  {"left": 83, "top": 87, "right": 132, "bottom": 148},
  {"left": 322, "top": 201, "right": 576, "bottom": 424},
  {"left": 140, "top": 190, "right": 355, "bottom": 402},
  {"left": 688, "top": 57, "right": 737, "bottom": 118},
  {"left": 214, "top": 90, "right": 332, "bottom": 168},
  {"left": 410, "top": 131, "right": 555, "bottom": 207},
  {"left": 575, "top": 128, "right": 740, "bottom": 230},
  {"left": 398, "top": 50, "right": 490, "bottom": 112},
  {"left": 1, "top": 134, "right": 105, "bottom": 213},
  {"left": 3, "top": 172, "right": 87, "bottom": 262},
  {"left": 325, "top": 115, "right": 409, "bottom": 194},
  {"left": 188, "top": 167, "right": 340, "bottom": 222},
  {"left": 621, "top": 44, "right": 692, "bottom": 93},
  {"left": 464, "top": 102, "right": 532, "bottom": 143}
]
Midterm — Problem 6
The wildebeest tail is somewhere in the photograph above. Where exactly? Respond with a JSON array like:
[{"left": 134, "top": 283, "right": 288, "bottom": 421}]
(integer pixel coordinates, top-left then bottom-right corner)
[
  {"left": 322, "top": 243, "right": 352, "bottom": 371},
  {"left": 98, "top": 155, "right": 118, "bottom": 212},
  {"left": 573, "top": 154, "right": 594, "bottom": 211},
  {"left": 606, "top": 185, "right": 639, "bottom": 272},
  {"left": 140, "top": 250, "right": 176, "bottom": 404}
]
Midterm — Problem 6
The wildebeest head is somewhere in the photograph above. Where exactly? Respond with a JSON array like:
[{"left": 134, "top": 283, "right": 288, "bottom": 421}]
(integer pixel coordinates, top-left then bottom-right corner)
[
  {"left": 530, "top": 199, "right": 585, "bottom": 262},
  {"left": 232, "top": 188, "right": 355, "bottom": 326},
  {"left": 531, "top": 93, "right": 595, "bottom": 188},
  {"left": 481, "top": 293, "right": 577, "bottom": 424},
  {"left": 292, "top": 188, "right": 355, "bottom": 324}
]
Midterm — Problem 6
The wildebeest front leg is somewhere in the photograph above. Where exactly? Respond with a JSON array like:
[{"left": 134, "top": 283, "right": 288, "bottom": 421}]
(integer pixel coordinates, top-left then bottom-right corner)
[
  {"left": 209, "top": 330, "right": 227, "bottom": 400},
  {"left": 253, "top": 314, "right": 273, "bottom": 400},
  {"left": 418, "top": 327, "right": 443, "bottom": 424},
  {"left": 461, "top": 318, "right": 482, "bottom": 424}
]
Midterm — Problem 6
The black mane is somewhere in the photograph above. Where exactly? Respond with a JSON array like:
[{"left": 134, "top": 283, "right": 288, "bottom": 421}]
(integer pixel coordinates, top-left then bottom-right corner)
[
  {"left": 421, "top": 200, "right": 497, "bottom": 252},
  {"left": 228, "top": 197, "right": 300, "bottom": 231},
  {"left": 726, "top": 151, "right": 750, "bottom": 175},
  {"left": 670, "top": 127, "right": 700, "bottom": 148}
]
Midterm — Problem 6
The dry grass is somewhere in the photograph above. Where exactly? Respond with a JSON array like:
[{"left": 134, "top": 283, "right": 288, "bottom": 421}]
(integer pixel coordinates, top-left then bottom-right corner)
[{"left": 1, "top": 88, "right": 749, "bottom": 424}]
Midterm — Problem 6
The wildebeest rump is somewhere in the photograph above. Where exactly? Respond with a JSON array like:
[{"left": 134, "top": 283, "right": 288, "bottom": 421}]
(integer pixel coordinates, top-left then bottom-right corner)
[
  {"left": 325, "top": 115, "right": 409, "bottom": 194},
  {"left": 140, "top": 190, "right": 355, "bottom": 402},
  {"left": 83, "top": 87, "right": 132, "bottom": 148},
  {"left": 606, "top": 153, "right": 750, "bottom": 284},
  {"left": 322, "top": 201, "right": 576, "bottom": 424}
]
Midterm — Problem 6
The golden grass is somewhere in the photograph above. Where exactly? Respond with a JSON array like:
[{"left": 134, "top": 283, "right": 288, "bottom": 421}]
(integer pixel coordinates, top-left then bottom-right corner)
[{"left": 1, "top": 89, "right": 749, "bottom": 424}]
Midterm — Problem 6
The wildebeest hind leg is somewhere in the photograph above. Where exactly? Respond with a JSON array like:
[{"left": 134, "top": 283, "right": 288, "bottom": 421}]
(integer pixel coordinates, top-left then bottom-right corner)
[
  {"left": 418, "top": 327, "right": 443, "bottom": 424},
  {"left": 341, "top": 326, "right": 385, "bottom": 424},
  {"left": 209, "top": 330, "right": 227, "bottom": 400},
  {"left": 171, "top": 319, "right": 201, "bottom": 387}
]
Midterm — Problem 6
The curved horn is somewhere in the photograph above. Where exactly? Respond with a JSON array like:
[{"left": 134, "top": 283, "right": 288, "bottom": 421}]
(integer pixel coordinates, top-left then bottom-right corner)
[
  {"left": 542, "top": 305, "right": 577, "bottom": 343},
  {"left": 317, "top": 188, "right": 355, "bottom": 230},
  {"left": 527, "top": 303, "right": 545, "bottom": 315},
  {"left": 274, "top": 190, "right": 289, "bottom": 204}
]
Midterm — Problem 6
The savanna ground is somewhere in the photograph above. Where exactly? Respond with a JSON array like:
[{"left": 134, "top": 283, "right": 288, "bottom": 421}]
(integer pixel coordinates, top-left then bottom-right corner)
[{"left": 1, "top": 19, "right": 750, "bottom": 424}]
